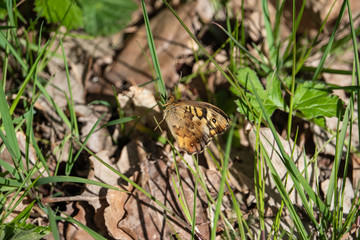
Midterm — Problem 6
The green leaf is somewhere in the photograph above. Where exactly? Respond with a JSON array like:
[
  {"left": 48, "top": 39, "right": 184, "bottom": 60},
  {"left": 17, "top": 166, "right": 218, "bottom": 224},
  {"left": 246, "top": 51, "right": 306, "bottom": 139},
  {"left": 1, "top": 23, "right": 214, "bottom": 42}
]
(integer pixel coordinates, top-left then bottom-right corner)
[
  {"left": 11, "top": 201, "right": 35, "bottom": 224},
  {"left": 78, "top": 0, "right": 137, "bottom": 36},
  {"left": 313, "top": 117, "right": 326, "bottom": 128},
  {"left": 0, "top": 0, "right": 7, "bottom": 19},
  {"left": 34, "top": 0, "right": 83, "bottom": 30},
  {"left": 0, "top": 202, "right": 50, "bottom": 240},
  {"left": 101, "top": 116, "right": 138, "bottom": 128},
  {"left": 293, "top": 81, "right": 340, "bottom": 119},
  {"left": 235, "top": 97, "right": 256, "bottom": 121},
  {"left": 236, "top": 67, "right": 265, "bottom": 96},
  {"left": 0, "top": 223, "right": 50, "bottom": 240},
  {"left": 235, "top": 68, "right": 285, "bottom": 120},
  {"left": 266, "top": 74, "right": 285, "bottom": 110}
]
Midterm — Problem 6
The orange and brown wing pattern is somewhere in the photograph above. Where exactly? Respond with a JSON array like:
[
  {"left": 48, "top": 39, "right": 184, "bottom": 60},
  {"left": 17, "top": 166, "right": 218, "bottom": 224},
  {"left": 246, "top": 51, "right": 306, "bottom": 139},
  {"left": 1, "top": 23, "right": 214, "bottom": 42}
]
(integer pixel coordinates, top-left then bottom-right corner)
[{"left": 163, "top": 98, "right": 230, "bottom": 154}]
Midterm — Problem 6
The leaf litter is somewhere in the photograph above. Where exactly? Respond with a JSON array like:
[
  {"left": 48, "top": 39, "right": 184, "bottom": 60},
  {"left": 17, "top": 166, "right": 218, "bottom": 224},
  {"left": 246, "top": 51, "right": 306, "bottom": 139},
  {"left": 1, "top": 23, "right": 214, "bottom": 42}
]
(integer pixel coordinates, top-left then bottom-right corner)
[{"left": 3, "top": 0, "right": 360, "bottom": 239}]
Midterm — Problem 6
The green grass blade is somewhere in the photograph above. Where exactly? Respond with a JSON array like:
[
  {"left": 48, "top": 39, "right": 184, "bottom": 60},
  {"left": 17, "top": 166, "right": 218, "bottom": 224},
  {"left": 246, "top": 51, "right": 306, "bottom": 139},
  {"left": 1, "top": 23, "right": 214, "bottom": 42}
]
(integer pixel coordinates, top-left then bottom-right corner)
[
  {"left": 0, "top": 177, "right": 23, "bottom": 188},
  {"left": 0, "top": 31, "right": 28, "bottom": 72},
  {"left": 312, "top": 0, "right": 347, "bottom": 80},
  {"left": 56, "top": 215, "right": 107, "bottom": 240},
  {"left": 2, "top": 166, "right": 42, "bottom": 220},
  {"left": 60, "top": 37, "right": 79, "bottom": 138},
  {"left": 325, "top": 99, "right": 350, "bottom": 206},
  {"left": 260, "top": 141, "right": 308, "bottom": 238},
  {"left": 0, "top": 84, "right": 21, "bottom": 171},
  {"left": 47, "top": 205, "right": 60, "bottom": 240},
  {"left": 34, "top": 176, "right": 122, "bottom": 191},
  {"left": 211, "top": 118, "right": 234, "bottom": 239},
  {"left": 191, "top": 172, "right": 197, "bottom": 239},
  {"left": 248, "top": 73, "right": 331, "bottom": 223},
  {"left": 338, "top": 182, "right": 360, "bottom": 237},
  {"left": 101, "top": 116, "right": 138, "bottom": 128},
  {"left": 260, "top": 0, "right": 275, "bottom": 64},
  {"left": 35, "top": 80, "right": 71, "bottom": 128},
  {"left": 0, "top": 158, "right": 19, "bottom": 178},
  {"left": 11, "top": 200, "right": 35, "bottom": 224},
  {"left": 9, "top": 39, "right": 50, "bottom": 114},
  {"left": 346, "top": 0, "right": 360, "bottom": 143},
  {"left": 141, "top": 0, "right": 166, "bottom": 102},
  {"left": 29, "top": 129, "right": 50, "bottom": 176}
]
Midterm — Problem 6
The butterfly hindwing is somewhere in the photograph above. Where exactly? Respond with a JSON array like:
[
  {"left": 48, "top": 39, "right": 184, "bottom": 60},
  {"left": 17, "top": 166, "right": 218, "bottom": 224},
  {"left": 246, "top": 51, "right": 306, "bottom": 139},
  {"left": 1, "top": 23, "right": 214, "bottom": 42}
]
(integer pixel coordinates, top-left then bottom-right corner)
[{"left": 163, "top": 97, "right": 230, "bottom": 154}]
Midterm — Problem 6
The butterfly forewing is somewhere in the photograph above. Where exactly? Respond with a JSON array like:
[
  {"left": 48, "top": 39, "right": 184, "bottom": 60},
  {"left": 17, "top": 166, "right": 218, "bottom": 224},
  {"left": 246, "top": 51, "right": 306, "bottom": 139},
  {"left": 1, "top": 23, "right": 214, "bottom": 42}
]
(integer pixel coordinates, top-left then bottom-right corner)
[{"left": 163, "top": 98, "right": 230, "bottom": 154}]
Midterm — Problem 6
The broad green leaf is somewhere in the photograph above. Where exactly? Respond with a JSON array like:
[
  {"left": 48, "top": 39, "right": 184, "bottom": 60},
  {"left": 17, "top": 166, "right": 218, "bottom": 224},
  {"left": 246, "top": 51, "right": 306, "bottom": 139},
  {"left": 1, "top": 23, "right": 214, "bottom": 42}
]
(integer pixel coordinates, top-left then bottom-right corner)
[
  {"left": 235, "top": 98, "right": 255, "bottom": 121},
  {"left": 235, "top": 68, "right": 285, "bottom": 120},
  {"left": 236, "top": 95, "right": 280, "bottom": 121},
  {"left": 236, "top": 67, "right": 265, "bottom": 96},
  {"left": 266, "top": 74, "right": 285, "bottom": 110},
  {"left": 313, "top": 117, "right": 326, "bottom": 128},
  {"left": 78, "top": 0, "right": 137, "bottom": 36},
  {"left": 293, "top": 81, "right": 340, "bottom": 119},
  {"left": 34, "top": 0, "right": 83, "bottom": 30}
]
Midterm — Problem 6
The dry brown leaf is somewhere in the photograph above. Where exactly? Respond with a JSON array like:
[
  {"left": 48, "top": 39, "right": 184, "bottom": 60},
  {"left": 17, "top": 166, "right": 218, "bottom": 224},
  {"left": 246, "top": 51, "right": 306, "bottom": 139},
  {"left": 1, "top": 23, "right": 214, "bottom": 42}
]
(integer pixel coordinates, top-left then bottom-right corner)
[
  {"left": 45, "top": 49, "right": 86, "bottom": 109},
  {"left": 4, "top": 193, "right": 32, "bottom": 223},
  {"left": 352, "top": 154, "right": 360, "bottom": 188},
  {"left": 321, "top": 178, "right": 354, "bottom": 214},
  {"left": 103, "top": 159, "right": 212, "bottom": 240},
  {"left": 196, "top": 0, "right": 216, "bottom": 23},
  {"left": 105, "top": 3, "right": 196, "bottom": 90},
  {"left": 0, "top": 132, "right": 48, "bottom": 177},
  {"left": 117, "top": 86, "right": 161, "bottom": 130},
  {"left": 75, "top": 137, "right": 151, "bottom": 238},
  {"left": 117, "top": 140, "right": 140, "bottom": 175},
  {"left": 315, "top": 0, "right": 360, "bottom": 27},
  {"left": 105, "top": 185, "right": 136, "bottom": 240},
  {"left": 65, "top": 202, "right": 94, "bottom": 240},
  {"left": 82, "top": 150, "right": 121, "bottom": 220},
  {"left": 77, "top": 105, "right": 114, "bottom": 153},
  {"left": 312, "top": 114, "right": 359, "bottom": 162}
]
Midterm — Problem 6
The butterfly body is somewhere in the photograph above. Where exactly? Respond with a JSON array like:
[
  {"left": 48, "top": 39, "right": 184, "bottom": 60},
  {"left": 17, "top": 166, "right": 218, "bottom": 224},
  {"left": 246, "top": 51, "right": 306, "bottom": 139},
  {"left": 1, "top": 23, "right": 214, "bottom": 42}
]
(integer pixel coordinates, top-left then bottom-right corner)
[{"left": 163, "top": 96, "right": 230, "bottom": 154}]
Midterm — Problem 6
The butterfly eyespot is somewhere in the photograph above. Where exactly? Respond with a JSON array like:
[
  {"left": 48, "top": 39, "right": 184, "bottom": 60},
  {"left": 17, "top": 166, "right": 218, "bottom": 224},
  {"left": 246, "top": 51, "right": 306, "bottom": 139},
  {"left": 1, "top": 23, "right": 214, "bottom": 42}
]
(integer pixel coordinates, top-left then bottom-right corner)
[
  {"left": 212, "top": 118, "right": 216, "bottom": 123},
  {"left": 190, "top": 142, "right": 194, "bottom": 147},
  {"left": 196, "top": 139, "right": 200, "bottom": 143}
]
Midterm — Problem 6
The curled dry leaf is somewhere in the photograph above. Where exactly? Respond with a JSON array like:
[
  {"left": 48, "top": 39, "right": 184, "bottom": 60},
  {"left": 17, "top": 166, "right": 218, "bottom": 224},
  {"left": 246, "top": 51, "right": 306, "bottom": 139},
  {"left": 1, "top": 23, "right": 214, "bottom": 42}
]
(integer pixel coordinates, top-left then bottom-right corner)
[
  {"left": 65, "top": 202, "right": 94, "bottom": 240},
  {"left": 105, "top": 185, "right": 136, "bottom": 240},
  {"left": 117, "top": 86, "right": 161, "bottom": 129},
  {"left": 81, "top": 149, "right": 122, "bottom": 229},
  {"left": 103, "top": 159, "right": 213, "bottom": 240},
  {"left": 116, "top": 138, "right": 143, "bottom": 175}
]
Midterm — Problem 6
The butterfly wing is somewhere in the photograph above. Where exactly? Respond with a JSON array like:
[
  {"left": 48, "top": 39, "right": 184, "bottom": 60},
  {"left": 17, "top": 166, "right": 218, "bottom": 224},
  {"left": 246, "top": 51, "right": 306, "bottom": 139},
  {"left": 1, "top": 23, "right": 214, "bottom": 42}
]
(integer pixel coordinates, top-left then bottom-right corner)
[{"left": 164, "top": 99, "right": 230, "bottom": 154}]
